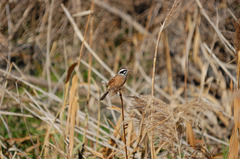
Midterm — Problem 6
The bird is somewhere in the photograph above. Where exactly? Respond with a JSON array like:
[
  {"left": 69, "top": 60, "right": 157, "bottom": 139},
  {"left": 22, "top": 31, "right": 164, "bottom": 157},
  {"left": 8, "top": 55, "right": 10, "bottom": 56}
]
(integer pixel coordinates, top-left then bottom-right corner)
[{"left": 100, "top": 67, "right": 129, "bottom": 100}]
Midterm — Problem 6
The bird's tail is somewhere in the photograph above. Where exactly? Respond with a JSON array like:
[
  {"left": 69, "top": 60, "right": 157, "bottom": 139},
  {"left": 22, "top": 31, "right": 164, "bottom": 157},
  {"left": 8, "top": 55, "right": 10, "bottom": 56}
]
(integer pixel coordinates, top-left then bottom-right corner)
[{"left": 100, "top": 91, "right": 109, "bottom": 100}]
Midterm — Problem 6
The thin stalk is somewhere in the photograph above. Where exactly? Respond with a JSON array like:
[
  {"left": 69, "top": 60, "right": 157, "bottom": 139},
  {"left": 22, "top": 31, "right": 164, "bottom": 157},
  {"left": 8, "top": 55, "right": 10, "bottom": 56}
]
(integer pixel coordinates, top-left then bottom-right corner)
[
  {"left": 237, "top": 50, "right": 240, "bottom": 89},
  {"left": 119, "top": 91, "right": 128, "bottom": 159},
  {"left": 82, "top": 0, "right": 95, "bottom": 147}
]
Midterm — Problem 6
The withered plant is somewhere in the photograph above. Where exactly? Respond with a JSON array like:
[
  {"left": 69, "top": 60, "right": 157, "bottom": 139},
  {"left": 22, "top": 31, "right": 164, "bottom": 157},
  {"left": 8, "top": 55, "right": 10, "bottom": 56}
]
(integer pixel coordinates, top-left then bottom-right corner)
[{"left": 127, "top": 95, "right": 220, "bottom": 158}]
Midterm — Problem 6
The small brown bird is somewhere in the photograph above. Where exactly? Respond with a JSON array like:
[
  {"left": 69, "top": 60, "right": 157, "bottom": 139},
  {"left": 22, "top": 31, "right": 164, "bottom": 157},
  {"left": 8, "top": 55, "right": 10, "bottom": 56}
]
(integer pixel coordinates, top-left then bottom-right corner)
[{"left": 100, "top": 67, "right": 129, "bottom": 100}]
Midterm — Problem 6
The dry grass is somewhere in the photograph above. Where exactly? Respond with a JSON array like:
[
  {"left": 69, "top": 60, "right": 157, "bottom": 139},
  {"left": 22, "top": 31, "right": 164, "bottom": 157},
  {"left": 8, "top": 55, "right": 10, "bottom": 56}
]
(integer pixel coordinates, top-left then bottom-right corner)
[
  {"left": 127, "top": 95, "right": 220, "bottom": 158},
  {"left": 0, "top": 0, "right": 240, "bottom": 158}
]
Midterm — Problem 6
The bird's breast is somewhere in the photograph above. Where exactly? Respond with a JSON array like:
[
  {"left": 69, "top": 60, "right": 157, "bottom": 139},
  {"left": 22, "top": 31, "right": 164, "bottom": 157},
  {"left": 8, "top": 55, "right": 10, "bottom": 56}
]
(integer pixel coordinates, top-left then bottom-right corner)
[{"left": 108, "top": 75, "right": 126, "bottom": 88}]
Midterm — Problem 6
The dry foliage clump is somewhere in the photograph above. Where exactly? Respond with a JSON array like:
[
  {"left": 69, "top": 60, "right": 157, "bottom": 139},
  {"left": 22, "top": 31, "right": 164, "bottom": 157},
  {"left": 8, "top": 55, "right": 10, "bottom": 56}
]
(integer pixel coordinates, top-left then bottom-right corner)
[{"left": 127, "top": 95, "right": 220, "bottom": 158}]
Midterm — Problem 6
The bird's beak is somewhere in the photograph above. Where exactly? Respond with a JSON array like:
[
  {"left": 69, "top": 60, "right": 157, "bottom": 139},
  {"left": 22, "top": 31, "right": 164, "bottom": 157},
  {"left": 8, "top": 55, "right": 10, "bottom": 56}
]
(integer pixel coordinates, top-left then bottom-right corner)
[{"left": 128, "top": 70, "right": 133, "bottom": 73}]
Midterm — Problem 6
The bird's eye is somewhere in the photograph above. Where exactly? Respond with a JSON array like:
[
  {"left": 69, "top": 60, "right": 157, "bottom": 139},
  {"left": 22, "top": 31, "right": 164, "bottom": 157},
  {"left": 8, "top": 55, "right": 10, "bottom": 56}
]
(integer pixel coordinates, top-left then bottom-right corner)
[{"left": 119, "top": 70, "right": 127, "bottom": 75}]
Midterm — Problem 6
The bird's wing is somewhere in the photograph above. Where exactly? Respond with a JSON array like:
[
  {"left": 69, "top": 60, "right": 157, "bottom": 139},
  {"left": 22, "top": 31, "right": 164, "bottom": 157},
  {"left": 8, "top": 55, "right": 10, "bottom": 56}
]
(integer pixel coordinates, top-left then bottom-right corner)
[{"left": 107, "top": 75, "right": 116, "bottom": 88}]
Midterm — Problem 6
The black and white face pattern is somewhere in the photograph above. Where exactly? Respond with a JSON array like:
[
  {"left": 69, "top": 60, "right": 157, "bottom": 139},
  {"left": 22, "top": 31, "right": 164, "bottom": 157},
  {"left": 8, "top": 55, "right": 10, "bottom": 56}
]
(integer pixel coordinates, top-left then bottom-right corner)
[{"left": 118, "top": 68, "right": 128, "bottom": 76}]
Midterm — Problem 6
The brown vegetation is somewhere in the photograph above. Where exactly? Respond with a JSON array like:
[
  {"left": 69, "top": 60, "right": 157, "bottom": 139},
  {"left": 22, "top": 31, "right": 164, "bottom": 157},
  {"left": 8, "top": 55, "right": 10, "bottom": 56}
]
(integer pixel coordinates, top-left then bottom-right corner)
[{"left": 0, "top": 0, "right": 240, "bottom": 158}]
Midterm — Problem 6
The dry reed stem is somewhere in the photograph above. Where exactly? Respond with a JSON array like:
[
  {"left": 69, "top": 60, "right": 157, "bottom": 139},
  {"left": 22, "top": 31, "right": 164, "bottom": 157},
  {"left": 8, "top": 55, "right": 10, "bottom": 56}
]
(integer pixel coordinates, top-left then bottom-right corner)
[
  {"left": 184, "top": 10, "right": 198, "bottom": 148},
  {"left": 227, "top": 18, "right": 240, "bottom": 159},
  {"left": 151, "top": 1, "right": 182, "bottom": 157},
  {"left": 237, "top": 50, "right": 240, "bottom": 89},
  {"left": 63, "top": 1, "right": 93, "bottom": 154},
  {"left": 84, "top": 0, "right": 95, "bottom": 148},
  {"left": 65, "top": 64, "right": 78, "bottom": 140},
  {"left": 234, "top": 20, "right": 240, "bottom": 89},
  {"left": 234, "top": 94, "right": 240, "bottom": 129},
  {"left": 163, "top": 32, "right": 173, "bottom": 95},
  {"left": 193, "top": 26, "right": 201, "bottom": 68},
  {"left": 119, "top": 91, "right": 128, "bottom": 159},
  {"left": 45, "top": 0, "right": 54, "bottom": 98},
  {"left": 228, "top": 130, "right": 239, "bottom": 159},
  {"left": 68, "top": 75, "right": 79, "bottom": 158},
  {"left": 88, "top": 0, "right": 94, "bottom": 110},
  {"left": 0, "top": 111, "right": 32, "bottom": 118},
  {"left": 228, "top": 92, "right": 240, "bottom": 158}
]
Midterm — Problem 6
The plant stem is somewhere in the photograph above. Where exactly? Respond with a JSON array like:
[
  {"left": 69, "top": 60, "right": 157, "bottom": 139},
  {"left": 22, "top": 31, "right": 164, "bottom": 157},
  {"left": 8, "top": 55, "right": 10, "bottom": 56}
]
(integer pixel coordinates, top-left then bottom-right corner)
[{"left": 119, "top": 91, "right": 128, "bottom": 159}]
